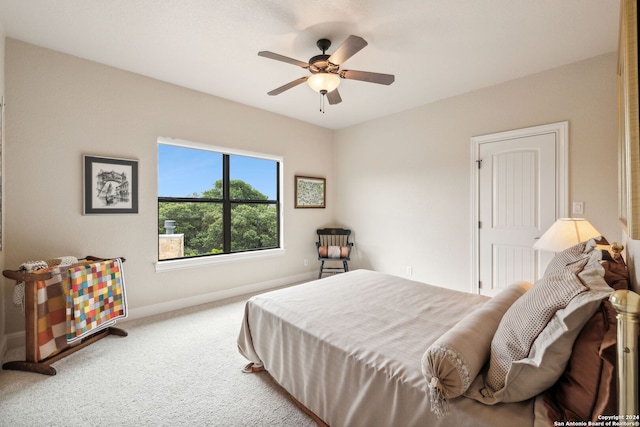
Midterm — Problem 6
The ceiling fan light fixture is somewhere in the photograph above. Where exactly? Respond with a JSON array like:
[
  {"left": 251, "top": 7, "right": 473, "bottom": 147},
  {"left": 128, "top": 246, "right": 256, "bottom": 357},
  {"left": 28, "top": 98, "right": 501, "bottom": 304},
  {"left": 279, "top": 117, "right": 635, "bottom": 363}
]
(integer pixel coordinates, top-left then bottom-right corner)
[{"left": 307, "top": 73, "right": 340, "bottom": 93}]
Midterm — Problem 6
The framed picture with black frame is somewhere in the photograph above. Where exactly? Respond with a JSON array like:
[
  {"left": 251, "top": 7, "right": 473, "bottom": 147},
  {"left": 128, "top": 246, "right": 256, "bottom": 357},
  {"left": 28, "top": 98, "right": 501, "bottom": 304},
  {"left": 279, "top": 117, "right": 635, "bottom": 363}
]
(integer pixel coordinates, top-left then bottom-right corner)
[{"left": 83, "top": 155, "right": 139, "bottom": 214}]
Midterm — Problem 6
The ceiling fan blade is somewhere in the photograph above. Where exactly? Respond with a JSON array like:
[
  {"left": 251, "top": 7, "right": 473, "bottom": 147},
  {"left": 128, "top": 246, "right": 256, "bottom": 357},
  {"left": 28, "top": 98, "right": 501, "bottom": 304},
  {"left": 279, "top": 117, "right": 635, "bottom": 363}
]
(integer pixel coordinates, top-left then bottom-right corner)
[
  {"left": 258, "top": 51, "right": 309, "bottom": 68},
  {"left": 328, "top": 35, "right": 368, "bottom": 65},
  {"left": 340, "top": 69, "right": 395, "bottom": 85},
  {"left": 267, "top": 77, "right": 309, "bottom": 96},
  {"left": 326, "top": 89, "right": 342, "bottom": 105}
]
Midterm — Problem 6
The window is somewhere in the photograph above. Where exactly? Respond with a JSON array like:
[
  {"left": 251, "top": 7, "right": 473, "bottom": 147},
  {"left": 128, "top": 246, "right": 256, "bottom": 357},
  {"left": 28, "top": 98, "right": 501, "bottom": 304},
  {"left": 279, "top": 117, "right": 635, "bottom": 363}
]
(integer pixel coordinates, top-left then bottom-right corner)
[{"left": 158, "top": 139, "right": 281, "bottom": 262}]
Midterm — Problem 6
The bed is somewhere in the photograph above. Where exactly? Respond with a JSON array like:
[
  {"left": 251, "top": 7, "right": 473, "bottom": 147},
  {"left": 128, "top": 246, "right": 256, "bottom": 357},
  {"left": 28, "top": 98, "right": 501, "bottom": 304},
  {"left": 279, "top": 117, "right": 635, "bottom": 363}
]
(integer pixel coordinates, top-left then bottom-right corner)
[{"left": 237, "top": 240, "right": 639, "bottom": 426}]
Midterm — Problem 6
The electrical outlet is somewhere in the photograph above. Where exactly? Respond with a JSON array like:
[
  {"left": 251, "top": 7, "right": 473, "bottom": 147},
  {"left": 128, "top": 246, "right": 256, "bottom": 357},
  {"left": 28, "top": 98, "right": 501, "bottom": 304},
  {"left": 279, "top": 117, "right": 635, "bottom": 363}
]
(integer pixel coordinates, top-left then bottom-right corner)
[
  {"left": 303, "top": 259, "right": 309, "bottom": 266},
  {"left": 406, "top": 266, "right": 413, "bottom": 276}
]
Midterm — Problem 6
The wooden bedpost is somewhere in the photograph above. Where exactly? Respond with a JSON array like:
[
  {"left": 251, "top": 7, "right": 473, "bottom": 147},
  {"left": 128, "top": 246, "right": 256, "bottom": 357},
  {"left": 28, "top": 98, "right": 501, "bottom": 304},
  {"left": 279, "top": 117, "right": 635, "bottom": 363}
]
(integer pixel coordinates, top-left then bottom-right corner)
[{"left": 609, "top": 290, "right": 640, "bottom": 416}]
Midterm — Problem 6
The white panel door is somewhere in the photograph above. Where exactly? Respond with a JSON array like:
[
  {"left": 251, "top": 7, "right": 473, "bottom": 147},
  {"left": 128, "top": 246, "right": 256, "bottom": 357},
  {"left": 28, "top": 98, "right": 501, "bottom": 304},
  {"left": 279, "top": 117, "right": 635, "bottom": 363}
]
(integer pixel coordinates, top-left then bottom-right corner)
[{"left": 477, "top": 132, "right": 559, "bottom": 295}]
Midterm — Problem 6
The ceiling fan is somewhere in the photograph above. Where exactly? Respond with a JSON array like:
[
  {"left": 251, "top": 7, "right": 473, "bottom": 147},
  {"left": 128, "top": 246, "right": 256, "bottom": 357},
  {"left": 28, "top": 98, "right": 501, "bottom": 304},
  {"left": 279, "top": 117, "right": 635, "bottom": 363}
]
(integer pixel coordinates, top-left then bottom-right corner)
[{"left": 258, "top": 35, "right": 395, "bottom": 110}]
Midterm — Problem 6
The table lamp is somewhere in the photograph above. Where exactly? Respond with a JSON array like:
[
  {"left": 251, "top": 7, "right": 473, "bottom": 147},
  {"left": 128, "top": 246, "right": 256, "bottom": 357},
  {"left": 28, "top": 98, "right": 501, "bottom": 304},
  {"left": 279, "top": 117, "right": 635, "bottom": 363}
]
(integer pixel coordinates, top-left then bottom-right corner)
[{"left": 533, "top": 218, "right": 603, "bottom": 252}]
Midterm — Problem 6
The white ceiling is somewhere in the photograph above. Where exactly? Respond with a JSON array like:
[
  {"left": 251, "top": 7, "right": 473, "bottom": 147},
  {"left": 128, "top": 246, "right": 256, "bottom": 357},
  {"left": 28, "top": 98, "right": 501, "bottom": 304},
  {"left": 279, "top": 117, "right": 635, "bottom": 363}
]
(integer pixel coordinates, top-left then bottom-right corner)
[{"left": 0, "top": 0, "right": 620, "bottom": 130}]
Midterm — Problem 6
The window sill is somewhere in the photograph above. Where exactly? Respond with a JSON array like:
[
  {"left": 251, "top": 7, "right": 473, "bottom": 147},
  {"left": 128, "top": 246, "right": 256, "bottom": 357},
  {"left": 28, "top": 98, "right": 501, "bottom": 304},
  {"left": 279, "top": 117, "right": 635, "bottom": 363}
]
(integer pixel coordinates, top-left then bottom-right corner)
[{"left": 155, "top": 248, "right": 286, "bottom": 272}]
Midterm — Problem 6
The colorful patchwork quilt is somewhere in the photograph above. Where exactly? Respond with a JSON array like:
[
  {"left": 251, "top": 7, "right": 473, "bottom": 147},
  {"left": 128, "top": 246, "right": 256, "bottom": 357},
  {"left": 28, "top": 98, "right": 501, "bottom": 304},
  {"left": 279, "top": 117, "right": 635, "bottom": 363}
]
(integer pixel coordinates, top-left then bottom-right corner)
[
  {"left": 34, "top": 266, "right": 71, "bottom": 360},
  {"left": 66, "top": 259, "right": 128, "bottom": 343}
]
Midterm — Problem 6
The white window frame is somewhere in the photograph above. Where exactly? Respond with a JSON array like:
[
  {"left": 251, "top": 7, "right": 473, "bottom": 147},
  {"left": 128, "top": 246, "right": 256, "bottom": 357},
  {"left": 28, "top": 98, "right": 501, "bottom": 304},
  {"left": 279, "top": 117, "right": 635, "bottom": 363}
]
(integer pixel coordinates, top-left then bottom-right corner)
[{"left": 155, "top": 137, "right": 285, "bottom": 272}]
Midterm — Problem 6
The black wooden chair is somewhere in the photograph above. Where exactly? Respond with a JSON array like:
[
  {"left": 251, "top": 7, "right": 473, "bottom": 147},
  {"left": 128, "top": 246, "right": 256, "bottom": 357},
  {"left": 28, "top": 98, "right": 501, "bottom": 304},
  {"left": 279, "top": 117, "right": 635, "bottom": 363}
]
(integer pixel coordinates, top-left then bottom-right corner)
[{"left": 316, "top": 228, "right": 353, "bottom": 279}]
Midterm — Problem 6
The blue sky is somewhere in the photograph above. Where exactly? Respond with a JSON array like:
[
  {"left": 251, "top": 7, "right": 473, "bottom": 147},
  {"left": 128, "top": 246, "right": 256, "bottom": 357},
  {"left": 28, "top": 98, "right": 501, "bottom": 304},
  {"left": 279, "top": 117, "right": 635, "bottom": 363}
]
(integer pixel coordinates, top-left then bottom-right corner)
[{"left": 158, "top": 144, "right": 277, "bottom": 200}]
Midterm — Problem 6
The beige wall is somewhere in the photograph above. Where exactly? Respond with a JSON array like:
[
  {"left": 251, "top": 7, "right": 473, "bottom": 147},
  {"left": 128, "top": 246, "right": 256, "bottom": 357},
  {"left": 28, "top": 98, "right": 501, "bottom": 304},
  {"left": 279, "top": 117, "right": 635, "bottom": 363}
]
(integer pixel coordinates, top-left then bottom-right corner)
[
  {"left": 334, "top": 53, "right": 620, "bottom": 293},
  {"left": 3, "top": 39, "right": 334, "bottom": 335}
]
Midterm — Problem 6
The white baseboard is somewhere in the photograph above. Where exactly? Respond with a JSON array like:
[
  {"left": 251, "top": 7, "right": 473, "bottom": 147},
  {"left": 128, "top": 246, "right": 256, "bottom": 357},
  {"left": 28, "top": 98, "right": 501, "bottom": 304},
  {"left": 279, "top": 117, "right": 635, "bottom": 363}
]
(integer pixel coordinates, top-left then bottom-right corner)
[
  {"left": 125, "top": 271, "right": 316, "bottom": 321},
  {"left": 0, "top": 334, "right": 7, "bottom": 362},
  {"left": 3, "top": 272, "right": 316, "bottom": 350},
  {"left": 5, "top": 330, "right": 23, "bottom": 352}
]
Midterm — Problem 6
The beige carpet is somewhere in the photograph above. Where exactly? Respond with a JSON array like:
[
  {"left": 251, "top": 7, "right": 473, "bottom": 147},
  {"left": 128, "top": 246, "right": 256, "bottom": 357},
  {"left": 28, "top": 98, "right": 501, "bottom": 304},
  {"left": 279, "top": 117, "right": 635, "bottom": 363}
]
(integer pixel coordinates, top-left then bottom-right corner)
[{"left": 0, "top": 294, "right": 316, "bottom": 427}]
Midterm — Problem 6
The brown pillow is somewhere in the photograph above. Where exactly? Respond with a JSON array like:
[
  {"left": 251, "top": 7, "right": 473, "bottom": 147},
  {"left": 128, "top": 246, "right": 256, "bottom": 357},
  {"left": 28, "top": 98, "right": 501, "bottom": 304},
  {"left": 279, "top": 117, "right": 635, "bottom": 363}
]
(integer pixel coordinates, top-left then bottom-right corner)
[
  {"left": 544, "top": 252, "right": 628, "bottom": 422},
  {"left": 544, "top": 300, "right": 618, "bottom": 422},
  {"left": 601, "top": 256, "right": 630, "bottom": 290}
]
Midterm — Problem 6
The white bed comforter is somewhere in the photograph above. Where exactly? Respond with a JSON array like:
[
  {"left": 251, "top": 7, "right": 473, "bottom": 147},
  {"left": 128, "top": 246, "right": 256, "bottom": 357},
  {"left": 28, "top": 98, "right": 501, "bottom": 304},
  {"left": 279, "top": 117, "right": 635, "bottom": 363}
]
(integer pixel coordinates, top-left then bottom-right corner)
[{"left": 238, "top": 269, "right": 537, "bottom": 427}]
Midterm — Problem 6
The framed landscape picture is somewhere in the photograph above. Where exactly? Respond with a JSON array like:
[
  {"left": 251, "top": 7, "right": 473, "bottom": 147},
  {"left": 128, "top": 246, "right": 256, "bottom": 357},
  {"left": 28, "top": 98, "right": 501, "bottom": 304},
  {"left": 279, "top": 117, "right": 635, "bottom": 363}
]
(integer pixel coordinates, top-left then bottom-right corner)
[
  {"left": 295, "top": 176, "right": 326, "bottom": 208},
  {"left": 83, "top": 155, "right": 139, "bottom": 214}
]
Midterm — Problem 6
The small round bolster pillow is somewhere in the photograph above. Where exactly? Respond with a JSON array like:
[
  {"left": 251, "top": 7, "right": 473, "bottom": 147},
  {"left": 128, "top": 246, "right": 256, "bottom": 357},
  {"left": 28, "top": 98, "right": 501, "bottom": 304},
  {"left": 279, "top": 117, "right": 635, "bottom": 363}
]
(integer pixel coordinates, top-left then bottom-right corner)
[
  {"left": 318, "top": 245, "right": 349, "bottom": 259},
  {"left": 421, "top": 281, "right": 532, "bottom": 417}
]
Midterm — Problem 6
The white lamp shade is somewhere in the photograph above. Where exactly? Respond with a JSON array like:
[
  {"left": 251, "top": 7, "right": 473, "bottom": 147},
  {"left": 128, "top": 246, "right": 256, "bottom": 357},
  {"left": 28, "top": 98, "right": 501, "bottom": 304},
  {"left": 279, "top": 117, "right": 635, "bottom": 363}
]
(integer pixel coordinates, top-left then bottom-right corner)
[
  {"left": 307, "top": 73, "right": 340, "bottom": 93},
  {"left": 533, "top": 218, "right": 602, "bottom": 252}
]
